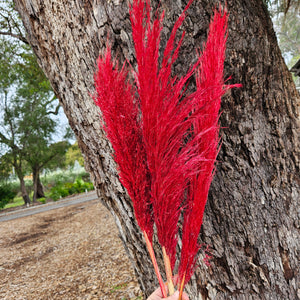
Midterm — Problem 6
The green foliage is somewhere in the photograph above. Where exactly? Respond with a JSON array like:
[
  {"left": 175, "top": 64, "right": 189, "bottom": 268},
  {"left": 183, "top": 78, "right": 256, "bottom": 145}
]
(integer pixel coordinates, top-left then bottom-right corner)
[
  {"left": 0, "top": 0, "right": 27, "bottom": 44},
  {"left": 38, "top": 197, "right": 46, "bottom": 204},
  {"left": 272, "top": 7, "right": 300, "bottom": 88},
  {"left": 41, "top": 170, "right": 89, "bottom": 187},
  {"left": 0, "top": 183, "right": 17, "bottom": 208},
  {"left": 48, "top": 141, "right": 71, "bottom": 170},
  {"left": 2, "top": 179, "right": 34, "bottom": 197},
  {"left": 65, "top": 142, "right": 85, "bottom": 167},
  {"left": 28, "top": 141, "right": 70, "bottom": 173},
  {"left": 0, "top": 1, "right": 74, "bottom": 200},
  {"left": 0, "top": 169, "right": 93, "bottom": 209},
  {"left": 0, "top": 39, "right": 52, "bottom": 183},
  {"left": 2, "top": 195, "right": 23, "bottom": 209},
  {"left": 0, "top": 169, "right": 92, "bottom": 209},
  {"left": 274, "top": 8, "right": 300, "bottom": 59},
  {"left": 0, "top": 153, "right": 13, "bottom": 180},
  {"left": 73, "top": 177, "right": 94, "bottom": 193},
  {"left": 0, "top": 36, "right": 70, "bottom": 200},
  {"left": 49, "top": 184, "right": 69, "bottom": 201},
  {"left": 265, "top": 0, "right": 299, "bottom": 15},
  {"left": 49, "top": 177, "right": 94, "bottom": 201}
]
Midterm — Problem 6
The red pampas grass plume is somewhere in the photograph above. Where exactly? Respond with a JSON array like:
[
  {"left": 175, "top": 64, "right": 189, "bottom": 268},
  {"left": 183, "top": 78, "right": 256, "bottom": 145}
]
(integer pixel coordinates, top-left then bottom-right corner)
[
  {"left": 130, "top": 0, "right": 199, "bottom": 294},
  {"left": 178, "top": 7, "right": 241, "bottom": 298},
  {"left": 94, "top": 1, "right": 241, "bottom": 298},
  {"left": 93, "top": 47, "right": 167, "bottom": 296},
  {"left": 94, "top": 48, "right": 153, "bottom": 240}
]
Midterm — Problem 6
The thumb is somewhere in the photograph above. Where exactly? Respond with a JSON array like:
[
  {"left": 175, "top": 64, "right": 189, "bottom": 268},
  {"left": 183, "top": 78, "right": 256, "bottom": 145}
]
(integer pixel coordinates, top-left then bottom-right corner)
[
  {"left": 166, "top": 291, "right": 189, "bottom": 300},
  {"left": 166, "top": 291, "right": 180, "bottom": 299}
]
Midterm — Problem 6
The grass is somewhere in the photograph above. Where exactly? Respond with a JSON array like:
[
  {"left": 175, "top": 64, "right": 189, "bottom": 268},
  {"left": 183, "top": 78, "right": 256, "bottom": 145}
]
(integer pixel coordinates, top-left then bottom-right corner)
[
  {"left": 110, "top": 283, "right": 128, "bottom": 293},
  {"left": 4, "top": 196, "right": 24, "bottom": 209},
  {"left": 110, "top": 283, "right": 143, "bottom": 299}
]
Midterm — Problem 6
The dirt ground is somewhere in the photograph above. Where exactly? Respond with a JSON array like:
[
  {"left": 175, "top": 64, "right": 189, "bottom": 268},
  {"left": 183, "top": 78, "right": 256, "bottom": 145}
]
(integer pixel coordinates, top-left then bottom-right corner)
[{"left": 0, "top": 199, "right": 143, "bottom": 300}]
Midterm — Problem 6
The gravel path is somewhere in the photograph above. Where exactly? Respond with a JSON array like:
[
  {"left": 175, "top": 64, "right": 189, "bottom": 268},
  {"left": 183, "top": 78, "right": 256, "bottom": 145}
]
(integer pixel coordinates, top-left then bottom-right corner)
[
  {"left": 0, "top": 191, "right": 99, "bottom": 222},
  {"left": 0, "top": 197, "right": 142, "bottom": 299}
]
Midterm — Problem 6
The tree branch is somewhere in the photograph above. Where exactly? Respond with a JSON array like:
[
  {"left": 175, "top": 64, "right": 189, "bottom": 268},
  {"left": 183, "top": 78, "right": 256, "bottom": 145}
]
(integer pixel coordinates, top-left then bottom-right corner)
[
  {"left": 0, "top": 31, "right": 28, "bottom": 44},
  {"left": 46, "top": 104, "right": 61, "bottom": 115},
  {"left": 0, "top": 131, "right": 11, "bottom": 145}
]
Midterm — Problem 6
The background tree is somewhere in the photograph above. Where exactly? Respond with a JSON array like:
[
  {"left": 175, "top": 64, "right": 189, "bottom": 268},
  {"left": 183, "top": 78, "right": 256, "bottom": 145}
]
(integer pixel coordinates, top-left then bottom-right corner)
[
  {"left": 0, "top": 181, "right": 17, "bottom": 208},
  {"left": 0, "top": 1, "right": 73, "bottom": 204},
  {"left": 0, "top": 151, "right": 24, "bottom": 209},
  {"left": 0, "top": 37, "right": 67, "bottom": 203},
  {"left": 0, "top": 152, "right": 13, "bottom": 181},
  {"left": 16, "top": 49, "right": 59, "bottom": 201},
  {"left": 65, "top": 142, "right": 85, "bottom": 168},
  {"left": 12, "top": 0, "right": 300, "bottom": 298},
  {"left": 0, "top": 39, "right": 31, "bottom": 204},
  {"left": 23, "top": 138, "right": 70, "bottom": 202},
  {"left": 266, "top": 0, "right": 299, "bottom": 14},
  {"left": 44, "top": 141, "right": 71, "bottom": 171},
  {"left": 273, "top": 7, "right": 300, "bottom": 88},
  {"left": 0, "top": 0, "right": 27, "bottom": 43}
]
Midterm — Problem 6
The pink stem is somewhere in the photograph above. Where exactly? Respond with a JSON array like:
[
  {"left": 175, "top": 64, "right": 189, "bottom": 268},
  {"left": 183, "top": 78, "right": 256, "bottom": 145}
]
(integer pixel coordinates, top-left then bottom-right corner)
[{"left": 143, "top": 231, "right": 168, "bottom": 298}]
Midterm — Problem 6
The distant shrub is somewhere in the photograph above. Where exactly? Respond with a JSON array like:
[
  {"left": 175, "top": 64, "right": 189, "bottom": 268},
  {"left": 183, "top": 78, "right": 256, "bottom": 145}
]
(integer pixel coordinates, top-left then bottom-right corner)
[
  {"left": 72, "top": 177, "right": 94, "bottom": 193},
  {"left": 38, "top": 197, "right": 46, "bottom": 204},
  {"left": 49, "top": 177, "right": 94, "bottom": 201},
  {"left": 78, "top": 172, "right": 91, "bottom": 182},
  {"left": 0, "top": 184, "right": 18, "bottom": 209},
  {"left": 41, "top": 170, "right": 90, "bottom": 190}
]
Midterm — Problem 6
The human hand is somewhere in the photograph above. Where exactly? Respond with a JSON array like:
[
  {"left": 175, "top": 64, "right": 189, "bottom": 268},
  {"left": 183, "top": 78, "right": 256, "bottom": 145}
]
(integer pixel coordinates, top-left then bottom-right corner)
[{"left": 147, "top": 287, "right": 189, "bottom": 300}]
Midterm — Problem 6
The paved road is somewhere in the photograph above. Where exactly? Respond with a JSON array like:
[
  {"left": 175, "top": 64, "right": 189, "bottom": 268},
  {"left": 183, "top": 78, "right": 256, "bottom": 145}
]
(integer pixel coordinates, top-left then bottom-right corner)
[{"left": 0, "top": 191, "right": 99, "bottom": 222}]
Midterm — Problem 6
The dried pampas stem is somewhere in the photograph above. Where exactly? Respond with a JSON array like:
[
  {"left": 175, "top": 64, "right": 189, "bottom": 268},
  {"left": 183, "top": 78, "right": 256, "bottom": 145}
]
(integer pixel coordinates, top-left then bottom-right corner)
[
  {"left": 178, "top": 271, "right": 186, "bottom": 300},
  {"left": 143, "top": 231, "right": 167, "bottom": 298},
  {"left": 162, "top": 246, "right": 175, "bottom": 295}
]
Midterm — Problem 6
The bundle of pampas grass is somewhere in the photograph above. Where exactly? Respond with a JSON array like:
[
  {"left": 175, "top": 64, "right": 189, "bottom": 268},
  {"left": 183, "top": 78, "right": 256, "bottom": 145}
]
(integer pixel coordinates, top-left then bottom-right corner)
[{"left": 94, "top": 0, "right": 240, "bottom": 298}]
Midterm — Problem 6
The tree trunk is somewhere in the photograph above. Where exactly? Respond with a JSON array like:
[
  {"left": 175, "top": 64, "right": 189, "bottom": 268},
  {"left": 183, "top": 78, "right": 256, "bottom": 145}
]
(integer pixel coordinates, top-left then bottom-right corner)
[
  {"left": 32, "top": 167, "right": 44, "bottom": 202},
  {"left": 36, "top": 174, "right": 45, "bottom": 198},
  {"left": 18, "top": 173, "right": 30, "bottom": 205},
  {"left": 14, "top": 0, "right": 299, "bottom": 299}
]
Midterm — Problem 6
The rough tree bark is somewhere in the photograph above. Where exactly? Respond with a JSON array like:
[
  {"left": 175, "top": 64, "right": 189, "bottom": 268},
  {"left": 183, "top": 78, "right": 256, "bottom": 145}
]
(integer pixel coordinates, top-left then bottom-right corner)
[
  {"left": 14, "top": 0, "right": 299, "bottom": 299},
  {"left": 32, "top": 167, "right": 45, "bottom": 202},
  {"left": 18, "top": 175, "right": 31, "bottom": 205},
  {"left": 12, "top": 154, "right": 31, "bottom": 205}
]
